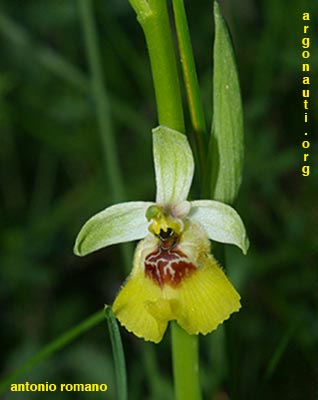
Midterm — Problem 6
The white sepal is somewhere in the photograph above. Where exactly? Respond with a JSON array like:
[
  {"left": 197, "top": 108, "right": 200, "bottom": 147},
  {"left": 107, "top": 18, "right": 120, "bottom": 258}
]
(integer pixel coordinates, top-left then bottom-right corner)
[
  {"left": 153, "top": 126, "right": 194, "bottom": 206},
  {"left": 189, "top": 200, "right": 249, "bottom": 254},
  {"left": 74, "top": 201, "right": 153, "bottom": 256}
]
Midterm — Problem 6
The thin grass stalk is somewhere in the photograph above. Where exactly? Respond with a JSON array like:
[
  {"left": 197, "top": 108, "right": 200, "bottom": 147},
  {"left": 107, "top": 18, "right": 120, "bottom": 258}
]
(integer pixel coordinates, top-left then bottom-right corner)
[
  {"left": 172, "top": 0, "right": 207, "bottom": 174},
  {"left": 0, "top": 310, "right": 105, "bottom": 393}
]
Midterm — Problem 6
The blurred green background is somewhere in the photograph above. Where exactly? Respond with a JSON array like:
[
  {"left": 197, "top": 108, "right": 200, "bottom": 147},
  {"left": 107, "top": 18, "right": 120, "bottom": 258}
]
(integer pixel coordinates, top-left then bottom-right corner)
[{"left": 0, "top": 0, "right": 317, "bottom": 399}]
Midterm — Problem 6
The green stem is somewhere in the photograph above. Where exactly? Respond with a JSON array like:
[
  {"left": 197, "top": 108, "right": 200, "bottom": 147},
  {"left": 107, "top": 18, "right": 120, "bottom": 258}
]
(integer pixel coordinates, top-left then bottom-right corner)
[
  {"left": 172, "top": 0, "right": 207, "bottom": 174},
  {"left": 171, "top": 323, "right": 202, "bottom": 400},
  {"left": 0, "top": 309, "right": 104, "bottom": 394},
  {"left": 132, "top": 0, "right": 184, "bottom": 131},
  {"left": 129, "top": 1, "right": 201, "bottom": 399}
]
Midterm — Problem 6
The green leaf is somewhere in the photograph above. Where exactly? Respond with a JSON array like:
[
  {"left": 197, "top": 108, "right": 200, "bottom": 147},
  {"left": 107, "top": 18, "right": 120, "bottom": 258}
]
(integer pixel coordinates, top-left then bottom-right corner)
[
  {"left": 105, "top": 306, "right": 128, "bottom": 400},
  {"left": 208, "top": 1, "right": 244, "bottom": 204},
  {"left": 190, "top": 200, "right": 249, "bottom": 254},
  {"left": 153, "top": 125, "right": 194, "bottom": 206},
  {"left": 74, "top": 201, "right": 152, "bottom": 256}
]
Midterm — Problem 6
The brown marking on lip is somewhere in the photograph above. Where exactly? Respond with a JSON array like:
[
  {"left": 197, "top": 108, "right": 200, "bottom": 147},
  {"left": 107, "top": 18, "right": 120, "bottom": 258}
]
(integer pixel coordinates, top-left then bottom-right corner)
[{"left": 144, "top": 246, "right": 196, "bottom": 288}]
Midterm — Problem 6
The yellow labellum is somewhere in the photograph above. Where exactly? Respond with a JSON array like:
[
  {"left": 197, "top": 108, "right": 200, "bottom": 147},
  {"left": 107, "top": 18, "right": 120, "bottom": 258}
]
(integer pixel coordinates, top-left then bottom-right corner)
[{"left": 112, "top": 223, "right": 241, "bottom": 343}]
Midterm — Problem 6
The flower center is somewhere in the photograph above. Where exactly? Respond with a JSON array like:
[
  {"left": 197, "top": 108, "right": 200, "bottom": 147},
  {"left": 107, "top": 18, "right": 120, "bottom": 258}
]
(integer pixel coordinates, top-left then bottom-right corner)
[
  {"left": 146, "top": 205, "right": 183, "bottom": 238},
  {"left": 144, "top": 246, "right": 196, "bottom": 288},
  {"left": 144, "top": 205, "right": 195, "bottom": 287}
]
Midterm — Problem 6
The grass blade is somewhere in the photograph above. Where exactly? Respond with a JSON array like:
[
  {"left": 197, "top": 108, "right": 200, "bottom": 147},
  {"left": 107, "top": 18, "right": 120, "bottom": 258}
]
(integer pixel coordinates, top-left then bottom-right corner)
[
  {"left": 0, "top": 309, "right": 105, "bottom": 394},
  {"left": 105, "top": 306, "right": 127, "bottom": 400}
]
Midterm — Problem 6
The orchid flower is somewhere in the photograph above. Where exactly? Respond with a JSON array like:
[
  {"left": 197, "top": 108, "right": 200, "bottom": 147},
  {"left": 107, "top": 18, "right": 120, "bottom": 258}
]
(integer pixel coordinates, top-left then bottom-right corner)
[{"left": 74, "top": 126, "right": 249, "bottom": 343}]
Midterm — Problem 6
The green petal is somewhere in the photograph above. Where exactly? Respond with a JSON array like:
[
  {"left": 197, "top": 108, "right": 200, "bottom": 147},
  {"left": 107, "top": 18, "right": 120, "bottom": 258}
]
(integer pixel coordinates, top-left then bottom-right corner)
[
  {"left": 153, "top": 125, "right": 194, "bottom": 205},
  {"left": 189, "top": 200, "right": 249, "bottom": 254},
  {"left": 74, "top": 201, "right": 153, "bottom": 256}
]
